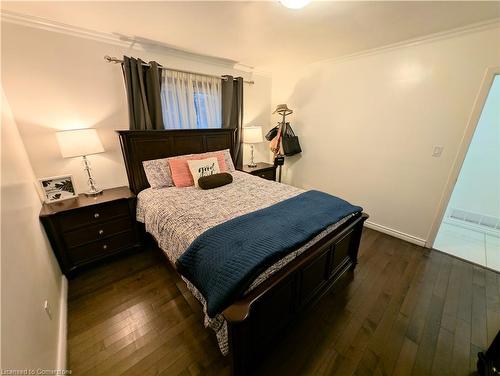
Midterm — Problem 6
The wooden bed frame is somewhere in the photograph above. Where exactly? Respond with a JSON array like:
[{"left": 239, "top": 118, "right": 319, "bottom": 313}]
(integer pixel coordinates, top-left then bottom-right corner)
[{"left": 118, "top": 129, "right": 368, "bottom": 375}]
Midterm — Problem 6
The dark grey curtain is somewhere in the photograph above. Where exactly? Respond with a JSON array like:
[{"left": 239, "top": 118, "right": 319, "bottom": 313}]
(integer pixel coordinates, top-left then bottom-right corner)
[
  {"left": 221, "top": 75, "right": 244, "bottom": 169},
  {"left": 121, "top": 56, "right": 163, "bottom": 130}
]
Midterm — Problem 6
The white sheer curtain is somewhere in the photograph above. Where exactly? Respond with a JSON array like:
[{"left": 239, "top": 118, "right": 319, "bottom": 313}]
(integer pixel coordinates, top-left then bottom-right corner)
[{"left": 161, "top": 70, "right": 222, "bottom": 129}]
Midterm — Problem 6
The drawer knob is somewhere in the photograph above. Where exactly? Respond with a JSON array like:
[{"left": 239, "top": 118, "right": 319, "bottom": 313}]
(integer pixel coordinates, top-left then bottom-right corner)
[
  {"left": 102, "top": 244, "right": 108, "bottom": 250},
  {"left": 98, "top": 229, "right": 104, "bottom": 235},
  {"left": 94, "top": 213, "right": 100, "bottom": 219}
]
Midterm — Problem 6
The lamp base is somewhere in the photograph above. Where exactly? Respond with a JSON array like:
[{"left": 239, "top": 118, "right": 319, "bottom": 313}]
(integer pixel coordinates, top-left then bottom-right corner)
[
  {"left": 247, "top": 144, "right": 258, "bottom": 168},
  {"left": 84, "top": 189, "right": 103, "bottom": 197},
  {"left": 82, "top": 155, "right": 102, "bottom": 197}
]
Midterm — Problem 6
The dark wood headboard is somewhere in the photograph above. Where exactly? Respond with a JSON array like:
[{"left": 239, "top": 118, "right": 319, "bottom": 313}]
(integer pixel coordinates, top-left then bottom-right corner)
[{"left": 117, "top": 129, "right": 236, "bottom": 194}]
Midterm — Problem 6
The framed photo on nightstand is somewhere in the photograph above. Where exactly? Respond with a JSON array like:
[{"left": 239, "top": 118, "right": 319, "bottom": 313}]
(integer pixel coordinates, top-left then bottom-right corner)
[{"left": 39, "top": 175, "right": 77, "bottom": 203}]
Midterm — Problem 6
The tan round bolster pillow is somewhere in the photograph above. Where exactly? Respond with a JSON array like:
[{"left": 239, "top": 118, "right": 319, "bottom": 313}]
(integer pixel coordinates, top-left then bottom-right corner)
[{"left": 198, "top": 172, "right": 233, "bottom": 190}]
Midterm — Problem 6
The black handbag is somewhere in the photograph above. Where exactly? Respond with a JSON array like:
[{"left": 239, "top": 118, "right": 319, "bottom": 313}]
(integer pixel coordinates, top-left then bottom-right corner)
[
  {"left": 477, "top": 330, "right": 500, "bottom": 376},
  {"left": 265, "top": 124, "right": 279, "bottom": 141},
  {"left": 281, "top": 122, "right": 302, "bottom": 156}
]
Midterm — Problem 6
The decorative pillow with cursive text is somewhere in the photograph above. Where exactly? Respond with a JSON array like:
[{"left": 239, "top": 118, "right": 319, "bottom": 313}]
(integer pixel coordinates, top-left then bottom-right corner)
[{"left": 187, "top": 158, "right": 221, "bottom": 187}]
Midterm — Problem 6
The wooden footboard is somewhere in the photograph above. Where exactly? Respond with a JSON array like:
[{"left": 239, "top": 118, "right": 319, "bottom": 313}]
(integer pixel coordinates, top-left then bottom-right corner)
[{"left": 223, "top": 212, "right": 368, "bottom": 375}]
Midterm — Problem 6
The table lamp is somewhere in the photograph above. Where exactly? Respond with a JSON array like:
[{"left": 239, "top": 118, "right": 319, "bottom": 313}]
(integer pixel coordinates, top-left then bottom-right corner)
[
  {"left": 243, "top": 126, "right": 263, "bottom": 168},
  {"left": 56, "top": 128, "right": 105, "bottom": 196}
]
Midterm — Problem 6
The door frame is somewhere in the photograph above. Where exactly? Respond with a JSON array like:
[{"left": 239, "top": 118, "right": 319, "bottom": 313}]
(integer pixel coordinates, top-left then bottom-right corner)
[{"left": 427, "top": 66, "right": 500, "bottom": 248}]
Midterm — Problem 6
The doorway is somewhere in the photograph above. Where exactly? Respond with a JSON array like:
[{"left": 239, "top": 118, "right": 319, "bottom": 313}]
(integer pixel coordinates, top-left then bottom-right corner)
[{"left": 433, "top": 74, "right": 500, "bottom": 271}]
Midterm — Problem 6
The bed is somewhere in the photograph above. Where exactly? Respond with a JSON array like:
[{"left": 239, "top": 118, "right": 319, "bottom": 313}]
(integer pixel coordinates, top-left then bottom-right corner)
[{"left": 118, "top": 129, "right": 368, "bottom": 375}]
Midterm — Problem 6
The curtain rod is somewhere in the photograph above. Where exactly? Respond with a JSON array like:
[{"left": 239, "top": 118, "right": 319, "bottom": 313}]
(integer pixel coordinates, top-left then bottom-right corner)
[{"left": 104, "top": 55, "right": 254, "bottom": 85}]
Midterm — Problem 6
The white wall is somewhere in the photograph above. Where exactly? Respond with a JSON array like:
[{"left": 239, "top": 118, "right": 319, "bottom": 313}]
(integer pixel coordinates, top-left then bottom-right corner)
[
  {"left": 272, "top": 25, "right": 500, "bottom": 243},
  {"left": 447, "top": 75, "right": 500, "bottom": 219},
  {"left": 1, "top": 90, "right": 65, "bottom": 370},
  {"left": 1, "top": 21, "right": 273, "bottom": 193}
]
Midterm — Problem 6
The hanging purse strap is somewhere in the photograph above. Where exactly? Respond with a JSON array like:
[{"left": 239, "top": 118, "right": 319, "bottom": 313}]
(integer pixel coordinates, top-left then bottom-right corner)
[{"left": 284, "top": 122, "right": 296, "bottom": 137}]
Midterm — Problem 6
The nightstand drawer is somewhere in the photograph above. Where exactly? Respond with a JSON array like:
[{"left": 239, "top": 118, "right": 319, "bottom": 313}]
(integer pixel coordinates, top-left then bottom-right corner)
[
  {"left": 63, "top": 216, "right": 132, "bottom": 248},
  {"left": 68, "top": 231, "right": 136, "bottom": 266},
  {"left": 254, "top": 169, "right": 275, "bottom": 181},
  {"left": 59, "top": 200, "right": 129, "bottom": 231}
]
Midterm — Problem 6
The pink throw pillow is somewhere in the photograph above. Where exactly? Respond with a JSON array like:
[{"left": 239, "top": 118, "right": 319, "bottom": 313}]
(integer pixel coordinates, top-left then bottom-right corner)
[{"left": 169, "top": 152, "right": 227, "bottom": 187}]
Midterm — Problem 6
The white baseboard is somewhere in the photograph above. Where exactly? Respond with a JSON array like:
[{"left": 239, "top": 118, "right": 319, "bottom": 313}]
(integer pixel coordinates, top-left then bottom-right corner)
[
  {"left": 364, "top": 220, "right": 427, "bottom": 247},
  {"left": 56, "top": 276, "right": 68, "bottom": 370}
]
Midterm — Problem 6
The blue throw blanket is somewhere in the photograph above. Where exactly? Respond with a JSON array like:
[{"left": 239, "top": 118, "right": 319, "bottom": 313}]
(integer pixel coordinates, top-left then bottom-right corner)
[{"left": 176, "top": 190, "right": 362, "bottom": 317}]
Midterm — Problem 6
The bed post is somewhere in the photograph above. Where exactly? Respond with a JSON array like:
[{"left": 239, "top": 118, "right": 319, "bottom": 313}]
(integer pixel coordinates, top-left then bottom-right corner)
[
  {"left": 227, "top": 320, "right": 253, "bottom": 376},
  {"left": 349, "top": 213, "right": 367, "bottom": 270}
]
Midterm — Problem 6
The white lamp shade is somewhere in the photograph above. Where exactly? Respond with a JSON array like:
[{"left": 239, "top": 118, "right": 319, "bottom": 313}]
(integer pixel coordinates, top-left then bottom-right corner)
[
  {"left": 56, "top": 128, "right": 104, "bottom": 158},
  {"left": 243, "top": 126, "right": 263, "bottom": 144}
]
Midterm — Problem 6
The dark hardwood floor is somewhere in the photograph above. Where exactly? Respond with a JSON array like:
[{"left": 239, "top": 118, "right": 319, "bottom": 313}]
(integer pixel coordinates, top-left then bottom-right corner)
[{"left": 67, "top": 228, "right": 500, "bottom": 375}]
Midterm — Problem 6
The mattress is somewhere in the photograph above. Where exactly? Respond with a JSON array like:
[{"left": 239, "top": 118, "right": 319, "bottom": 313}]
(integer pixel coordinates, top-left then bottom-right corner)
[{"left": 136, "top": 171, "right": 353, "bottom": 354}]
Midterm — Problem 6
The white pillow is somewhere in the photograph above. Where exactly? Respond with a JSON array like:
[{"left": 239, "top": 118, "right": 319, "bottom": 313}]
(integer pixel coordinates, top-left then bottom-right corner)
[
  {"left": 187, "top": 157, "right": 220, "bottom": 187},
  {"left": 142, "top": 158, "right": 172, "bottom": 189},
  {"left": 221, "top": 149, "right": 236, "bottom": 172}
]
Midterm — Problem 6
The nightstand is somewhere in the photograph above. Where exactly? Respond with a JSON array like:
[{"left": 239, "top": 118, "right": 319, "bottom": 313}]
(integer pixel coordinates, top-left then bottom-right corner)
[
  {"left": 239, "top": 162, "right": 277, "bottom": 181},
  {"left": 40, "top": 186, "right": 141, "bottom": 276}
]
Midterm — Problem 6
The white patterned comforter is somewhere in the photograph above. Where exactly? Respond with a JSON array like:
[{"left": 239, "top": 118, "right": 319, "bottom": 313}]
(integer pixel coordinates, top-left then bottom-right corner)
[{"left": 137, "top": 171, "right": 353, "bottom": 355}]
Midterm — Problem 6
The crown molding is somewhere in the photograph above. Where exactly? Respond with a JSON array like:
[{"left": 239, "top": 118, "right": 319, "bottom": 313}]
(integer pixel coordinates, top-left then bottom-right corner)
[
  {"left": 1, "top": 10, "right": 129, "bottom": 46},
  {"left": 311, "top": 17, "right": 500, "bottom": 68},
  {"left": 4, "top": 8, "right": 497, "bottom": 75},
  {"left": 0, "top": 9, "right": 244, "bottom": 70}
]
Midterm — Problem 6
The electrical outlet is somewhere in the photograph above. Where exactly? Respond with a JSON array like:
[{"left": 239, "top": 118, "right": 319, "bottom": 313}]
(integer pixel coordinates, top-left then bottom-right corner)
[
  {"left": 44, "top": 300, "right": 52, "bottom": 320},
  {"left": 432, "top": 145, "right": 444, "bottom": 157}
]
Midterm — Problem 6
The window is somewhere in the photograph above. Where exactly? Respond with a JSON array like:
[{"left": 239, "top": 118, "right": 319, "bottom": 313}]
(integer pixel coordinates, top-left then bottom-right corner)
[{"left": 161, "top": 70, "right": 221, "bottom": 129}]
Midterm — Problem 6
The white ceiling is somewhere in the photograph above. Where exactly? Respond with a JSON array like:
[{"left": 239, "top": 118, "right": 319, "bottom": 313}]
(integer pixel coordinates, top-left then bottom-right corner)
[{"left": 2, "top": 1, "right": 500, "bottom": 71}]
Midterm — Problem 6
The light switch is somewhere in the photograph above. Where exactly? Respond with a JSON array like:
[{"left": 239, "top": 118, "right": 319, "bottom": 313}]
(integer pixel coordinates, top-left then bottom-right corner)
[{"left": 432, "top": 145, "right": 444, "bottom": 157}]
